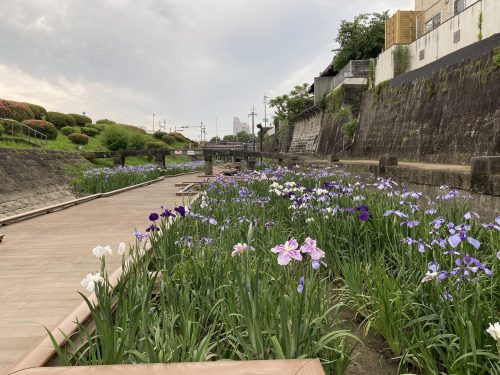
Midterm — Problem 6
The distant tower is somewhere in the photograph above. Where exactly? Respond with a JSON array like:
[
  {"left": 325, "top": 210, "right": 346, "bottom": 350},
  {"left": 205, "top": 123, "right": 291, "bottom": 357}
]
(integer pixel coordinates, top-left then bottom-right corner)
[{"left": 233, "top": 117, "right": 250, "bottom": 135}]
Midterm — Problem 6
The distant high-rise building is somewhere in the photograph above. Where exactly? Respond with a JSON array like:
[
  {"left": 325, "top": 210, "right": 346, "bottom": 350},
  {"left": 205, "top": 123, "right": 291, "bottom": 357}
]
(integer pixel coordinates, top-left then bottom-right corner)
[{"left": 233, "top": 117, "right": 250, "bottom": 135}]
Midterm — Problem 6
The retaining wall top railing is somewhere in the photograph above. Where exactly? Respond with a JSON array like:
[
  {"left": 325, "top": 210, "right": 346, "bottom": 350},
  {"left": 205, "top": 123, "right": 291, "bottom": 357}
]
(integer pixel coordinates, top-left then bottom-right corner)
[
  {"left": 331, "top": 59, "right": 371, "bottom": 90},
  {"left": 0, "top": 118, "right": 48, "bottom": 146}
]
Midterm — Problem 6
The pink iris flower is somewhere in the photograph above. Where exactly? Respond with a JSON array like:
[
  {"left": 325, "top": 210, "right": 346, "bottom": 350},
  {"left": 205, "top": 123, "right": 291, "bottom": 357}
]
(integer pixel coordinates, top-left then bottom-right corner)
[
  {"left": 300, "top": 237, "right": 325, "bottom": 260},
  {"left": 271, "top": 238, "right": 302, "bottom": 266}
]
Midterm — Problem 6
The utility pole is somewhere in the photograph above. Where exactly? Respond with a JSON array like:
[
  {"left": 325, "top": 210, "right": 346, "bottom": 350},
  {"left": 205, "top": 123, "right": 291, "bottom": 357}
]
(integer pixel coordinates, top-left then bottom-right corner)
[
  {"left": 152, "top": 112, "right": 155, "bottom": 132},
  {"left": 215, "top": 117, "right": 218, "bottom": 144},
  {"left": 263, "top": 95, "right": 269, "bottom": 129},
  {"left": 249, "top": 105, "right": 257, "bottom": 151}
]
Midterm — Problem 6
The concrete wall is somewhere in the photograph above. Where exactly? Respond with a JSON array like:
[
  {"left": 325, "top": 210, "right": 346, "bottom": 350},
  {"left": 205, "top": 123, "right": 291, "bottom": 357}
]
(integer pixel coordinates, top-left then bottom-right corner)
[
  {"left": 349, "top": 49, "right": 500, "bottom": 164},
  {"left": 313, "top": 77, "right": 333, "bottom": 105},
  {"left": 375, "top": 0, "right": 499, "bottom": 84},
  {"left": 288, "top": 108, "right": 323, "bottom": 154},
  {"left": 0, "top": 149, "right": 88, "bottom": 218}
]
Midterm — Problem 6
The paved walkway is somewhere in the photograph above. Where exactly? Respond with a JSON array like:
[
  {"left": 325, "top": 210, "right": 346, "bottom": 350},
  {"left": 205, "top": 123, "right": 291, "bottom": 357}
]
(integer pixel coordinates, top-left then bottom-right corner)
[{"left": 0, "top": 172, "right": 210, "bottom": 373}]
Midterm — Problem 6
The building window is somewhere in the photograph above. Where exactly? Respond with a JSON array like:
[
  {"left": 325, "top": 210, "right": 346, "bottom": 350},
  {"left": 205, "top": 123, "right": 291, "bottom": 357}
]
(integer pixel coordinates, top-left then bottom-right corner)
[
  {"left": 419, "top": 50, "right": 425, "bottom": 60},
  {"left": 453, "top": 30, "right": 461, "bottom": 43},
  {"left": 454, "top": 0, "right": 465, "bottom": 14},
  {"left": 425, "top": 12, "right": 441, "bottom": 32}
]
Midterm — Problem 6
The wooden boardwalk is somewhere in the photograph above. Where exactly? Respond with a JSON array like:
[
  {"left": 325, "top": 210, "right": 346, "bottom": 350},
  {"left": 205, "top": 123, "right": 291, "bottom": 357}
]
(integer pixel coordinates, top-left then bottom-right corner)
[{"left": 0, "top": 173, "right": 208, "bottom": 374}]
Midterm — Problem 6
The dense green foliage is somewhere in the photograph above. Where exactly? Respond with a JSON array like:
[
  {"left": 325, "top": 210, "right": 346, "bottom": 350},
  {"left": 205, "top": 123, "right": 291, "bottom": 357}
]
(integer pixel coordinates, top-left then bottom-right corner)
[
  {"left": 393, "top": 45, "right": 410, "bottom": 76},
  {"left": 21, "top": 120, "right": 58, "bottom": 140},
  {"left": 331, "top": 12, "right": 388, "bottom": 71},
  {"left": 269, "top": 84, "right": 312, "bottom": 125},
  {"left": 81, "top": 127, "right": 99, "bottom": 137},
  {"left": 68, "top": 133, "right": 89, "bottom": 145},
  {"left": 46, "top": 112, "right": 77, "bottom": 129},
  {"left": 96, "top": 119, "right": 116, "bottom": 125},
  {"left": 88, "top": 124, "right": 105, "bottom": 132},
  {"left": 161, "top": 134, "right": 176, "bottom": 144},
  {"left": 147, "top": 141, "right": 168, "bottom": 149},
  {"left": 69, "top": 113, "right": 93, "bottom": 127},
  {"left": 129, "top": 133, "right": 148, "bottom": 150},
  {"left": 61, "top": 126, "right": 81, "bottom": 136},
  {"left": 0, "top": 124, "right": 3, "bottom": 136},
  {"left": 153, "top": 131, "right": 168, "bottom": 140},
  {"left": 101, "top": 125, "right": 130, "bottom": 151},
  {"left": 24, "top": 103, "right": 47, "bottom": 120},
  {"left": 0, "top": 99, "right": 34, "bottom": 122}
]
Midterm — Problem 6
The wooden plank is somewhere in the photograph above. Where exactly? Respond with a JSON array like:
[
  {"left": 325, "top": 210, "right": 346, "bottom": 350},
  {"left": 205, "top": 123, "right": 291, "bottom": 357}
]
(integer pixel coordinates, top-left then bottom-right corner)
[{"left": 11, "top": 359, "right": 325, "bottom": 375}]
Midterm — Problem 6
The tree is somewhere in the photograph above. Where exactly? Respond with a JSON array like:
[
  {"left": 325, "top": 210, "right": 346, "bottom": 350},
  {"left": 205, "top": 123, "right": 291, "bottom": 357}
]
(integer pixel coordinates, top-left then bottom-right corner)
[
  {"left": 332, "top": 12, "right": 389, "bottom": 71},
  {"left": 223, "top": 134, "right": 236, "bottom": 142},
  {"left": 235, "top": 131, "right": 251, "bottom": 143},
  {"left": 269, "top": 83, "right": 312, "bottom": 125},
  {"left": 209, "top": 136, "right": 221, "bottom": 143}
]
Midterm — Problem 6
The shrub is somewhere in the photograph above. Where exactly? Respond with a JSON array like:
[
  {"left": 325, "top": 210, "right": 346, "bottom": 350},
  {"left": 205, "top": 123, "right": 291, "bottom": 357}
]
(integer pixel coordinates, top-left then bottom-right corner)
[
  {"left": 147, "top": 141, "right": 167, "bottom": 149},
  {"left": 117, "top": 123, "right": 146, "bottom": 134},
  {"left": 87, "top": 123, "right": 104, "bottom": 132},
  {"left": 21, "top": 120, "right": 58, "bottom": 140},
  {"left": 61, "top": 126, "right": 81, "bottom": 136},
  {"left": 46, "top": 112, "right": 77, "bottom": 129},
  {"left": 153, "top": 131, "right": 168, "bottom": 140},
  {"left": 0, "top": 119, "right": 22, "bottom": 134},
  {"left": 96, "top": 119, "right": 116, "bottom": 125},
  {"left": 102, "top": 126, "right": 130, "bottom": 151},
  {"left": 0, "top": 99, "right": 34, "bottom": 121},
  {"left": 0, "top": 124, "right": 3, "bottom": 136},
  {"left": 169, "top": 132, "right": 187, "bottom": 142},
  {"left": 69, "top": 113, "right": 92, "bottom": 127},
  {"left": 161, "top": 134, "right": 176, "bottom": 144},
  {"left": 129, "top": 133, "right": 148, "bottom": 149},
  {"left": 68, "top": 133, "right": 89, "bottom": 145},
  {"left": 24, "top": 103, "right": 47, "bottom": 120},
  {"left": 81, "top": 126, "right": 99, "bottom": 137}
]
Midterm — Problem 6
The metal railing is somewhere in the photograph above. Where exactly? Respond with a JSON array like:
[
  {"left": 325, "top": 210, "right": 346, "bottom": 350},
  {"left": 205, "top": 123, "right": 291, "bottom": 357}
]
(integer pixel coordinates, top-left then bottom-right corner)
[
  {"left": 0, "top": 118, "right": 48, "bottom": 146},
  {"left": 331, "top": 60, "right": 371, "bottom": 90}
]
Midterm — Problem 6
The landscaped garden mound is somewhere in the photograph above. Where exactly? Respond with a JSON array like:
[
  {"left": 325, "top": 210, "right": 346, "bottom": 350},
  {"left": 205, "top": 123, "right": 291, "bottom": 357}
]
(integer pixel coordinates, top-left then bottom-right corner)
[{"left": 55, "top": 165, "right": 500, "bottom": 374}]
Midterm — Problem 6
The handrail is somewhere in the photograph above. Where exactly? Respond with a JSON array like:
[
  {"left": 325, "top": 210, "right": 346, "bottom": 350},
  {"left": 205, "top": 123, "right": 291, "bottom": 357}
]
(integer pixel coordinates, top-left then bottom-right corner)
[{"left": 0, "top": 117, "right": 48, "bottom": 145}]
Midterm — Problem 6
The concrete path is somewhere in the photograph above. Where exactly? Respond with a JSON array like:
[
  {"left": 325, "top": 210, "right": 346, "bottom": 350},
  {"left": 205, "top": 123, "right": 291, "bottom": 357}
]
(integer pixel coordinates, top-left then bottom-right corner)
[{"left": 0, "top": 172, "right": 210, "bottom": 374}]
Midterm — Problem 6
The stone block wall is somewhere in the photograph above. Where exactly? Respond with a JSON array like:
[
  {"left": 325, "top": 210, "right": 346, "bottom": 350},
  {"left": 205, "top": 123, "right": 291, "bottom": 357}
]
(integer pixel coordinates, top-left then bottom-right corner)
[
  {"left": 347, "top": 49, "right": 500, "bottom": 164},
  {"left": 0, "top": 149, "right": 88, "bottom": 218}
]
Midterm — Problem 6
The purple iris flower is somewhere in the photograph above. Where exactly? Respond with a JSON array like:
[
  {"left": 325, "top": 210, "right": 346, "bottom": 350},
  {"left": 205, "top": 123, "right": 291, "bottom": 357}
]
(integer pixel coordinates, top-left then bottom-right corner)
[
  {"left": 149, "top": 213, "right": 159, "bottom": 221},
  {"left": 355, "top": 205, "right": 369, "bottom": 212},
  {"left": 300, "top": 237, "right": 325, "bottom": 260},
  {"left": 400, "top": 220, "right": 420, "bottom": 228},
  {"left": 134, "top": 229, "right": 146, "bottom": 242},
  {"left": 160, "top": 209, "right": 176, "bottom": 218},
  {"left": 265, "top": 221, "right": 275, "bottom": 228},
  {"left": 464, "top": 211, "right": 480, "bottom": 220},
  {"left": 174, "top": 206, "right": 186, "bottom": 217},
  {"left": 497, "top": 250, "right": 500, "bottom": 260},
  {"left": 383, "top": 210, "right": 408, "bottom": 218},
  {"left": 145, "top": 224, "right": 159, "bottom": 232},
  {"left": 425, "top": 208, "right": 437, "bottom": 215},
  {"left": 297, "top": 276, "right": 304, "bottom": 294},
  {"left": 208, "top": 217, "right": 217, "bottom": 225},
  {"left": 311, "top": 260, "right": 321, "bottom": 270},
  {"left": 442, "top": 290, "right": 453, "bottom": 301},
  {"left": 358, "top": 211, "right": 371, "bottom": 221},
  {"left": 447, "top": 231, "right": 480, "bottom": 249}
]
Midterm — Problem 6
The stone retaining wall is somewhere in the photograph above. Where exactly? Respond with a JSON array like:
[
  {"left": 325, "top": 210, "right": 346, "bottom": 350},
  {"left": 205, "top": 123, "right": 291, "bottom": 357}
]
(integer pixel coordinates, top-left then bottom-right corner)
[{"left": 0, "top": 149, "right": 88, "bottom": 218}]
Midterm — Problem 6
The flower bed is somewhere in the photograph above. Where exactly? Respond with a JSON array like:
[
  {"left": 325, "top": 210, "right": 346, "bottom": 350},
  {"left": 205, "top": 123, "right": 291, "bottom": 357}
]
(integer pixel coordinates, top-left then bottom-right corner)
[
  {"left": 58, "top": 165, "right": 500, "bottom": 374},
  {"left": 73, "top": 161, "right": 204, "bottom": 194}
]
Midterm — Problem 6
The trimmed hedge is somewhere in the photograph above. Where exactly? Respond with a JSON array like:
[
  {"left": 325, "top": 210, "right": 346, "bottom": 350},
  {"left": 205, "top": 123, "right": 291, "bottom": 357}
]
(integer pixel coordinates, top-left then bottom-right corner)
[
  {"left": 96, "top": 119, "right": 116, "bottom": 125},
  {"left": 24, "top": 103, "right": 47, "bottom": 120},
  {"left": 61, "top": 126, "right": 81, "bottom": 136},
  {"left": 117, "top": 123, "right": 146, "bottom": 134},
  {"left": 129, "top": 133, "right": 147, "bottom": 149},
  {"left": 46, "top": 112, "right": 77, "bottom": 129},
  {"left": 147, "top": 141, "right": 168, "bottom": 149},
  {"left": 87, "top": 123, "right": 104, "bottom": 132},
  {"left": 69, "top": 113, "right": 92, "bottom": 127},
  {"left": 0, "top": 119, "right": 22, "bottom": 134},
  {"left": 68, "top": 133, "right": 89, "bottom": 145},
  {"left": 81, "top": 126, "right": 99, "bottom": 137},
  {"left": 21, "top": 120, "right": 58, "bottom": 140},
  {"left": 153, "top": 131, "right": 168, "bottom": 140},
  {"left": 161, "top": 134, "right": 176, "bottom": 144},
  {"left": 101, "top": 125, "right": 130, "bottom": 151},
  {"left": 0, "top": 99, "right": 34, "bottom": 122}
]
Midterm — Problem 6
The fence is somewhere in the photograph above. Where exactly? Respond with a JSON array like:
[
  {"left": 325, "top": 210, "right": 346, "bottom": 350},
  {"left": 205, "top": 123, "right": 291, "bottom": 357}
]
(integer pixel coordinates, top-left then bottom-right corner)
[
  {"left": 331, "top": 60, "right": 371, "bottom": 91},
  {"left": 0, "top": 119, "right": 48, "bottom": 146}
]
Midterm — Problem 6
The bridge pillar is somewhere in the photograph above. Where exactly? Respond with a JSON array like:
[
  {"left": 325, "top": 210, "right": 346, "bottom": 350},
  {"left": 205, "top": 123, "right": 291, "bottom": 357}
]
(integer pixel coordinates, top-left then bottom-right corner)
[
  {"left": 204, "top": 154, "right": 213, "bottom": 175},
  {"left": 378, "top": 155, "right": 398, "bottom": 174},
  {"left": 113, "top": 155, "right": 125, "bottom": 167},
  {"left": 248, "top": 157, "right": 256, "bottom": 171},
  {"left": 155, "top": 153, "right": 166, "bottom": 169}
]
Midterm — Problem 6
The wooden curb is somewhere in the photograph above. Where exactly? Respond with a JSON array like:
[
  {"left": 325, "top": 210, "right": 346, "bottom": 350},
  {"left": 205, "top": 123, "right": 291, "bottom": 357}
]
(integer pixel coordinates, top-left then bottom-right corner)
[{"left": 0, "top": 170, "right": 202, "bottom": 227}]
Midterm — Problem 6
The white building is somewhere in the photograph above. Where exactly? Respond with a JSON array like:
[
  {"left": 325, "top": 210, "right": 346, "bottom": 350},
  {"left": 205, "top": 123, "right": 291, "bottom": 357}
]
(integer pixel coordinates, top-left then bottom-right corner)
[
  {"left": 233, "top": 117, "right": 250, "bottom": 135},
  {"left": 375, "top": 0, "right": 500, "bottom": 84}
]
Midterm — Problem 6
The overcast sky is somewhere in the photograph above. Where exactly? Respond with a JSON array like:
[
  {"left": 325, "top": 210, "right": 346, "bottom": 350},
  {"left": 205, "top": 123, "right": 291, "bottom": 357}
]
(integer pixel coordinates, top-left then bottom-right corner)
[{"left": 0, "top": 0, "right": 412, "bottom": 140}]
